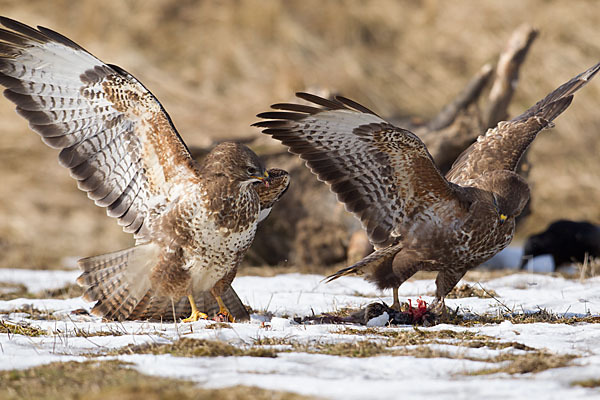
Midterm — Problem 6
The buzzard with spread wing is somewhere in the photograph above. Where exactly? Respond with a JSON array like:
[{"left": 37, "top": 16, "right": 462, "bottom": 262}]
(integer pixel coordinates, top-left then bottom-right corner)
[
  {"left": 255, "top": 62, "right": 599, "bottom": 312},
  {"left": 0, "top": 17, "right": 289, "bottom": 322}
]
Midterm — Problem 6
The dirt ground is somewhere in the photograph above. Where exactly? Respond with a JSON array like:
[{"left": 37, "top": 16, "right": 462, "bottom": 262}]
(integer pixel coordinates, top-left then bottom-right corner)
[{"left": 0, "top": 0, "right": 599, "bottom": 269}]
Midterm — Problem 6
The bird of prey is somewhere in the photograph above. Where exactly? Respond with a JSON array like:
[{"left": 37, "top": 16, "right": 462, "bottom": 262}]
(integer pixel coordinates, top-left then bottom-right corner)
[
  {"left": 0, "top": 17, "right": 289, "bottom": 322},
  {"left": 255, "top": 62, "right": 599, "bottom": 313}
]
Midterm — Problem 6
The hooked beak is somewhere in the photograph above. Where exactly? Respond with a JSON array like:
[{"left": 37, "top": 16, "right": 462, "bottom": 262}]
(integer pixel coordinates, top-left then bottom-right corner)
[{"left": 252, "top": 170, "right": 269, "bottom": 187}]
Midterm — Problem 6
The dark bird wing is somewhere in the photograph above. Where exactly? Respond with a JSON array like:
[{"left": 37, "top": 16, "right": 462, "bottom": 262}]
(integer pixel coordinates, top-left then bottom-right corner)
[
  {"left": 254, "top": 93, "right": 456, "bottom": 247},
  {"left": 254, "top": 167, "right": 290, "bottom": 223},
  {"left": 446, "top": 62, "right": 600, "bottom": 185},
  {"left": 0, "top": 17, "right": 199, "bottom": 241}
]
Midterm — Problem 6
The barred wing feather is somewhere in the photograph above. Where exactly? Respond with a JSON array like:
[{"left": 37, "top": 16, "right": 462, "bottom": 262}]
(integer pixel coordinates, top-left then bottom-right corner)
[
  {"left": 255, "top": 93, "right": 456, "bottom": 247},
  {"left": 0, "top": 17, "right": 198, "bottom": 240}
]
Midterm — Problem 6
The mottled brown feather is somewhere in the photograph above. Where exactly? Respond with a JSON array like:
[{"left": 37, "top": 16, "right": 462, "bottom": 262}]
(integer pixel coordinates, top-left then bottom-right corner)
[
  {"left": 257, "top": 64, "right": 599, "bottom": 303},
  {"left": 0, "top": 17, "right": 287, "bottom": 322},
  {"left": 446, "top": 62, "right": 600, "bottom": 184}
]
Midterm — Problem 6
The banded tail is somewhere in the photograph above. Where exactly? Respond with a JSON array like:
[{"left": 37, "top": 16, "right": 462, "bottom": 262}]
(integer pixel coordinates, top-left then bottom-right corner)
[
  {"left": 325, "top": 242, "right": 403, "bottom": 283},
  {"left": 76, "top": 243, "right": 250, "bottom": 321}
]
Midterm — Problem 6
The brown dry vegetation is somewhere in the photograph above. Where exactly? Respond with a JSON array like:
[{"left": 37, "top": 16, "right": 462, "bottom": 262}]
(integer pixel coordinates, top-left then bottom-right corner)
[
  {"left": 0, "top": 360, "right": 314, "bottom": 400},
  {"left": 113, "top": 337, "right": 278, "bottom": 358},
  {"left": 0, "top": 0, "right": 599, "bottom": 269},
  {"left": 107, "top": 329, "right": 576, "bottom": 376}
]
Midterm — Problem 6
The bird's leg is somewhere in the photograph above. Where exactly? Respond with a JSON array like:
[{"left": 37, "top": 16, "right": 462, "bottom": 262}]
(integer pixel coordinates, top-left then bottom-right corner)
[
  {"left": 182, "top": 294, "right": 208, "bottom": 322},
  {"left": 427, "top": 269, "right": 467, "bottom": 318},
  {"left": 211, "top": 289, "right": 235, "bottom": 323},
  {"left": 420, "top": 296, "right": 448, "bottom": 327},
  {"left": 390, "top": 287, "right": 401, "bottom": 311},
  {"left": 428, "top": 296, "right": 447, "bottom": 315}
]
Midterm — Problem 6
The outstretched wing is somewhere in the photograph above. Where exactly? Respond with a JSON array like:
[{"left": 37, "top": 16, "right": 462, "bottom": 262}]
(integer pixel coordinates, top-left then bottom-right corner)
[
  {"left": 254, "top": 93, "right": 456, "bottom": 247},
  {"left": 0, "top": 17, "right": 198, "bottom": 240},
  {"left": 446, "top": 62, "right": 600, "bottom": 185},
  {"left": 254, "top": 167, "right": 290, "bottom": 223}
]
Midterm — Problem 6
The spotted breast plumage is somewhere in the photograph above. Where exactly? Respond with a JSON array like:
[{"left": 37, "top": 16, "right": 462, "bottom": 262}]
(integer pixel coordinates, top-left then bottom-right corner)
[
  {"left": 255, "top": 62, "right": 599, "bottom": 314},
  {"left": 0, "top": 17, "right": 289, "bottom": 322}
]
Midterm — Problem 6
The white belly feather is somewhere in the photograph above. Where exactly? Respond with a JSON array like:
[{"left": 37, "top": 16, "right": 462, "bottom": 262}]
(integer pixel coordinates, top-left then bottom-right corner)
[{"left": 185, "top": 190, "right": 259, "bottom": 292}]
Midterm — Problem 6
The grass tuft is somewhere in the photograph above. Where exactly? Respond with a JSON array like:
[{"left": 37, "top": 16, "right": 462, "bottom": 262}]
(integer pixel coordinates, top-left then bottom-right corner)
[
  {"left": 446, "top": 284, "right": 498, "bottom": 299},
  {"left": 0, "top": 360, "right": 313, "bottom": 400},
  {"left": 572, "top": 378, "right": 600, "bottom": 388},
  {"left": 469, "top": 352, "right": 576, "bottom": 375},
  {"left": 0, "top": 320, "right": 45, "bottom": 336},
  {"left": 309, "top": 341, "right": 386, "bottom": 358},
  {"left": 113, "top": 338, "right": 278, "bottom": 358},
  {"left": 458, "top": 309, "right": 600, "bottom": 326}
]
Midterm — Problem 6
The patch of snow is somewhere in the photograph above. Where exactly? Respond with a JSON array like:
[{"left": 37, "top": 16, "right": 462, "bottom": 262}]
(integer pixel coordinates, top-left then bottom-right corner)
[
  {"left": 0, "top": 268, "right": 79, "bottom": 293},
  {"left": 1, "top": 269, "right": 600, "bottom": 399}
]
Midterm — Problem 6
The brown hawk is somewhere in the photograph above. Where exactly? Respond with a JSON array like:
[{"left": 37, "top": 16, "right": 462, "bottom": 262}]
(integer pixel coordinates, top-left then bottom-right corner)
[
  {"left": 255, "top": 62, "right": 599, "bottom": 313},
  {"left": 0, "top": 17, "right": 289, "bottom": 322}
]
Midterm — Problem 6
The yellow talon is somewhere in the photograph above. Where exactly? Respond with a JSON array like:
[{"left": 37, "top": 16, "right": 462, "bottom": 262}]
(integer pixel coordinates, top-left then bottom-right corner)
[
  {"left": 182, "top": 294, "right": 209, "bottom": 323},
  {"left": 215, "top": 295, "right": 235, "bottom": 323},
  {"left": 182, "top": 310, "right": 209, "bottom": 323}
]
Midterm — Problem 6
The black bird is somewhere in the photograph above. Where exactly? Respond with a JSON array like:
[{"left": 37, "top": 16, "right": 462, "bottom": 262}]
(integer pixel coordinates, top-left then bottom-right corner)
[{"left": 520, "top": 220, "right": 600, "bottom": 270}]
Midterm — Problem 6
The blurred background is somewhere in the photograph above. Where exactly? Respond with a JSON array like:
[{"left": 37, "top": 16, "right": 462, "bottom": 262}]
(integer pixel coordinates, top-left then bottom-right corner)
[{"left": 0, "top": 0, "right": 598, "bottom": 270}]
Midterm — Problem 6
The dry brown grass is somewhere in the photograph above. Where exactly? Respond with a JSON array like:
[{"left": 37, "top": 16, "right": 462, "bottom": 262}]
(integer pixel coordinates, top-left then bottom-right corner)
[
  {"left": 572, "top": 379, "right": 600, "bottom": 388},
  {"left": 0, "top": 360, "right": 314, "bottom": 400},
  {"left": 445, "top": 283, "right": 498, "bottom": 299},
  {"left": 469, "top": 352, "right": 576, "bottom": 375},
  {"left": 112, "top": 338, "right": 278, "bottom": 358},
  {"left": 0, "top": 320, "right": 45, "bottom": 336},
  {"left": 577, "top": 256, "right": 600, "bottom": 280},
  {"left": 0, "top": 282, "right": 83, "bottom": 301},
  {"left": 0, "top": 282, "right": 30, "bottom": 300},
  {"left": 0, "top": 0, "right": 599, "bottom": 268},
  {"left": 249, "top": 326, "right": 577, "bottom": 375}
]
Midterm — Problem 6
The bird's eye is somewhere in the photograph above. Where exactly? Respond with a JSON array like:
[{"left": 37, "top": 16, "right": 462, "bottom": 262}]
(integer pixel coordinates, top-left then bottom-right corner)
[{"left": 247, "top": 166, "right": 257, "bottom": 175}]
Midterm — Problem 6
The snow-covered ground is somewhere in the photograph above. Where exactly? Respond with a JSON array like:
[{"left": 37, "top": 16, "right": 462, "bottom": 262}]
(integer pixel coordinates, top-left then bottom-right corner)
[{"left": 2, "top": 264, "right": 600, "bottom": 399}]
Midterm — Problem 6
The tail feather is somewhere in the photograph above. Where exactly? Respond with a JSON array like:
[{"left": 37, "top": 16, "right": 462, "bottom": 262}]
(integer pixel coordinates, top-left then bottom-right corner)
[
  {"left": 82, "top": 273, "right": 122, "bottom": 303},
  {"left": 219, "top": 284, "right": 251, "bottom": 321},
  {"left": 129, "top": 285, "right": 250, "bottom": 322},
  {"left": 127, "top": 290, "right": 172, "bottom": 321},
  {"left": 77, "top": 262, "right": 127, "bottom": 287},
  {"left": 77, "top": 244, "right": 250, "bottom": 322},
  {"left": 89, "top": 276, "right": 138, "bottom": 320},
  {"left": 77, "top": 243, "right": 158, "bottom": 321},
  {"left": 78, "top": 247, "right": 137, "bottom": 273},
  {"left": 196, "top": 284, "right": 250, "bottom": 322},
  {"left": 124, "top": 284, "right": 250, "bottom": 322},
  {"left": 325, "top": 241, "right": 403, "bottom": 283},
  {"left": 124, "top": 290, "right": 155, "bottom": 320}
]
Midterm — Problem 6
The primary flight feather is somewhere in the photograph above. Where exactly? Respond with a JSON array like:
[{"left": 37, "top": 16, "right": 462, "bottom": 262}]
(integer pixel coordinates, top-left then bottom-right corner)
[
  {"left": 255, "top": 62, "right": 599, "bottom": 313},
  {"left": 0, "top": 17, "right": 289, "bottom": 322}
]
